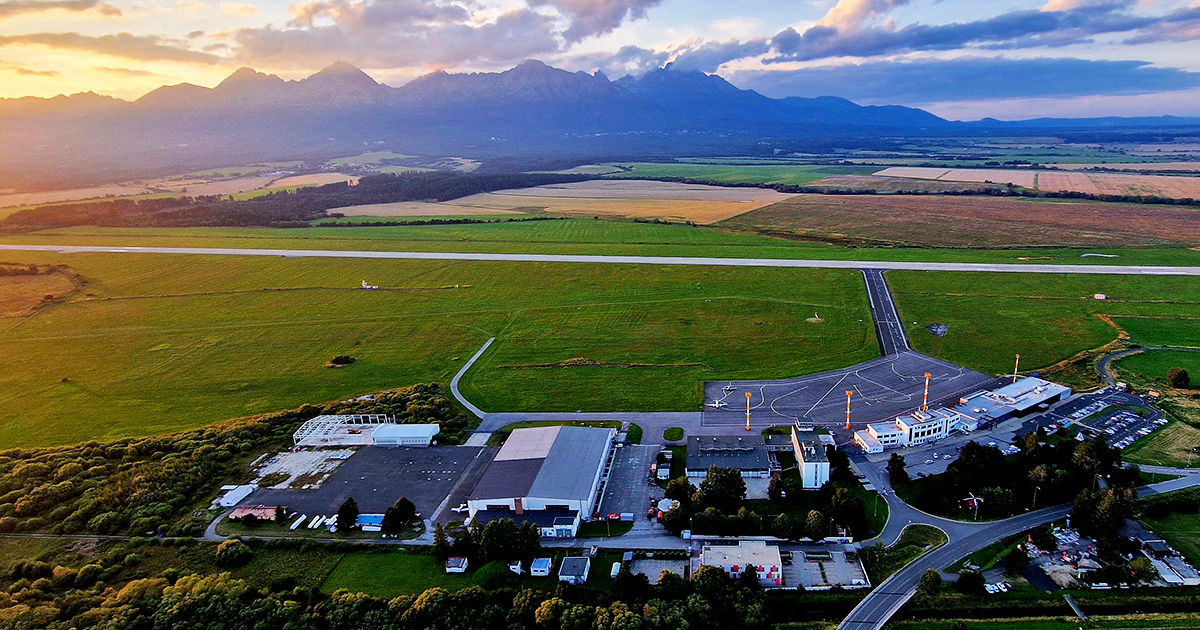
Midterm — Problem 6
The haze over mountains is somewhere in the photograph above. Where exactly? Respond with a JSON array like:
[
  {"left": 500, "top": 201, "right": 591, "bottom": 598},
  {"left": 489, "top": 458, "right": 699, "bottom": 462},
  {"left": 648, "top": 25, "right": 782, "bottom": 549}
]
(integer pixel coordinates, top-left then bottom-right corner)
[{"left": 2, "top": 60, "right": 1199, "bottom": 190}]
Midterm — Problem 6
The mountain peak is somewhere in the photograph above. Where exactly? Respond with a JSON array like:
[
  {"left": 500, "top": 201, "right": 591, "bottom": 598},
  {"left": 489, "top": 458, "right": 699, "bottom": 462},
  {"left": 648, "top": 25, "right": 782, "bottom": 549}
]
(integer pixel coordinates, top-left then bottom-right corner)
[
  {"left": 215, "top": 67, "right": 285, "bottom": 91},
  {"left": 311, "top": 61, "right": 374, "bottom": 80}
]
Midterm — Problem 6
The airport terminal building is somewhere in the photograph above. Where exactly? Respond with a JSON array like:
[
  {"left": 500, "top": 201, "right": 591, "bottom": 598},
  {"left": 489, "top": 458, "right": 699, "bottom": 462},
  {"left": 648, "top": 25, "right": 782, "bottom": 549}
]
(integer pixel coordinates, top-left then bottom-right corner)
[{"left": 467, "top": 426, "right": 615, "bottom": 537}]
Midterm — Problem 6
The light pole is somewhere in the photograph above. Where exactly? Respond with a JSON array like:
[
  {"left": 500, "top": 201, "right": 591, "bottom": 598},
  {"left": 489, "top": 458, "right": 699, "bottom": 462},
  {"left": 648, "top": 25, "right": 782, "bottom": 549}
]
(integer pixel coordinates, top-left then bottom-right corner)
[{"left": 1032, "top": 485, "right": 1039, "bottom": 510}]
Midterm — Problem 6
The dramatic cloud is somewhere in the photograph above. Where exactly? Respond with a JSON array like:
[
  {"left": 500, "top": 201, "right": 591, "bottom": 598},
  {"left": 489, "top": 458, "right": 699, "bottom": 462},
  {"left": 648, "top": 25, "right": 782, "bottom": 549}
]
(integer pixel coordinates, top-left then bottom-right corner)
[
  {"left": 228, "top": 0, "right": 570, "bottom": 69},
  {"left": 529, "top": 0, "right": 664, "bottom": 43},
  {"left": 561, "top": 44, "right": 668, "bottom": 77},
  {"left": 95, "top": 65, "right": 162, "bottom": 77},
  {"left": 0, "top": 32, "right": 220, "bottom": 64},
  {"left": 0, "top": 0, "right": 120, "bottom": 18},
  {"left": 737, "top": 57, "right": 1200, "bottom": 104}
]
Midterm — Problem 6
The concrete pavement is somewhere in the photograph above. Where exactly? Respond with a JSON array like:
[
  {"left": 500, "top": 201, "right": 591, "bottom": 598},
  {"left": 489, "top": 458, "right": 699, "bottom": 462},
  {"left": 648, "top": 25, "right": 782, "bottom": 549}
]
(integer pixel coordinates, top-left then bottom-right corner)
[{"left": 4, "top": 243, "right": 1200, "bottom": 275}]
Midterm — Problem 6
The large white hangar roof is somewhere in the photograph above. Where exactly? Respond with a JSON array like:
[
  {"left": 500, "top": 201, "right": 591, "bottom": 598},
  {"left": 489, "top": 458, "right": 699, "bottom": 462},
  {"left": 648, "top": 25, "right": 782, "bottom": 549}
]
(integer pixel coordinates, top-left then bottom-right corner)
[{"left": 470, "top": 426, "right": 614, "bottom": 502}]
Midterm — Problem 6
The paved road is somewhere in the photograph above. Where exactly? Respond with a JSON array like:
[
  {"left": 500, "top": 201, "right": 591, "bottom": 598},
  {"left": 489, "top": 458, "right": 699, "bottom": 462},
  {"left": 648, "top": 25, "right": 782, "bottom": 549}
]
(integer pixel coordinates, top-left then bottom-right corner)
[
  {"left": 862, "top": 269, "right": 909, "bottom": 355},
  {"left": 4, "top": 244, "right": 1200, "bottom": 275},
  {"left": 838, "top": 470, "right": 1200, "bottom": 630}
]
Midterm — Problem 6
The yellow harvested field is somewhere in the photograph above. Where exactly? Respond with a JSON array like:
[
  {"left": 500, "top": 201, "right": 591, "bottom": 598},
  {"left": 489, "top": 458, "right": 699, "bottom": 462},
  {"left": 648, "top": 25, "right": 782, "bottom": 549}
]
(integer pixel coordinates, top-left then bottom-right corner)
[
  {"left": 1089, "top": 173, "right": 1200, "bottom": 198},
  {"left": 270, "top": 173, "right": 359, "bottom": 188},
  {"left": 155, "top": 175, "right": 277, "bottom": 195},
  {"left": 876, "top": 166, "right": 1200, "bottom": 199},
  {"left": 1050, "top": 162, "right": 1200, "bottom": 172},
  {"left": 440, "top": 180, "right": 793, "bottom": 224},
  {"left": 0, "top": 184, "right": 151, "bottom": 208},
  {"left": 1037, "top": 171, "right": 1101, "bottom": 195},
  {"left": 332, "top": 202, "right": 519, "bottom": 217}
]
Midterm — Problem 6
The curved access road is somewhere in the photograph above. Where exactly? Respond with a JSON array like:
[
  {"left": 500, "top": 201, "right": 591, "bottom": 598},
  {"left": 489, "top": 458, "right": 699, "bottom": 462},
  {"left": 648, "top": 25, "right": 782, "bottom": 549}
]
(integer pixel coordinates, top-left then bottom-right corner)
[
  {"left": 839, "top": 471, "right": 1200, "bottom": 630},
  {"left": 3, "top": 244, "right": 1200, "bottom": 275}
]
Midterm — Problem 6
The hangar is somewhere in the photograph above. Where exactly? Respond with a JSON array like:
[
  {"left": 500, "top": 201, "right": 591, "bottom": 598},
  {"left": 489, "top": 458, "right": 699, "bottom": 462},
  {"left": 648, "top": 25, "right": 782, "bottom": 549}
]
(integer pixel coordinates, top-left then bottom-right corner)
[
  {"left": 686, "top": 435, "right": 770, "bottom": 478},
  {"left": 371, "top": 424, "right": 440, "bottom": 447},
  {"left": 467, "top": 426, "right": 615, "bottom": 537}
]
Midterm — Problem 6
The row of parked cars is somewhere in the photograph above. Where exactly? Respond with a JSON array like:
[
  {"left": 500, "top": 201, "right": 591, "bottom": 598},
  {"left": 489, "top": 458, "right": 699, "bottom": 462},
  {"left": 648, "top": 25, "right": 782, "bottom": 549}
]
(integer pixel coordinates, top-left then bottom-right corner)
[{"left": 985, "top": 581, "right": 1012, "bottom": 594}]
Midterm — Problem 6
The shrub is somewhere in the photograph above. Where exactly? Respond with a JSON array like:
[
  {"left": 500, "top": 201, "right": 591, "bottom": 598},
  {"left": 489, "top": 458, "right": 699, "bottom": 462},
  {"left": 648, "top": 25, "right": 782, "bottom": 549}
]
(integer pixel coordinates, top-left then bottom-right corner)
[
  {"left": 473, "top": 561, "right": 518, "bottom": 590},
  {"left": 215, "top": 540, "right": 253, "bottom": 568},
  {"left": 330, "top": 355, "right": 356, "bottom": 366},
  {"left": 1167, "top": 367, "right": 1190, "bottom": 389}
]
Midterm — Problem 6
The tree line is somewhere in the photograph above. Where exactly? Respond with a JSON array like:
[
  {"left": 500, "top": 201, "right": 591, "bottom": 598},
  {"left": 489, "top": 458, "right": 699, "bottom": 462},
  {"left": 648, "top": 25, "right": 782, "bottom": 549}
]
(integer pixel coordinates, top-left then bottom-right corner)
[{"left": 0, "top": 172, "right": 591, "bottom": 232}]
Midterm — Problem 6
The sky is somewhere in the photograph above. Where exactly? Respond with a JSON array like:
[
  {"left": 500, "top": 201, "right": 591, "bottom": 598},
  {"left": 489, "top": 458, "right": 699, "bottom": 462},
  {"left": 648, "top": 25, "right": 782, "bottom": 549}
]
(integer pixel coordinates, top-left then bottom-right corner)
[{"left": 2, "top": 0, "right": 1200, "bottom": 119}]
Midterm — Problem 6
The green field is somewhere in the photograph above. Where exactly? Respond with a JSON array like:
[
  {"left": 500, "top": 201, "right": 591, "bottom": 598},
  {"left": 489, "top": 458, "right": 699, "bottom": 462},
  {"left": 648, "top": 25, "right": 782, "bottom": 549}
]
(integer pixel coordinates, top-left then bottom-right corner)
[
  {"left": 604, "top": 162, "right": 878, "bottom": 185},
  {"left": 0, "top": 249, "right": 874, "bottom": 447},
  {"left": 6, "top": 220, "right": 1200, "bottom": 267},
  {"left": 1115, "top": 349, "right": 1200, "bottom": 385},
  {"left": 889, "top": 271, "right": 1200, "bottom": 375},
  {"left": 1141, "top": 510, "right": 1200, "bottom": 564},
  {"left": 321, "top": 551, "right": 478, "bottom": 596}
]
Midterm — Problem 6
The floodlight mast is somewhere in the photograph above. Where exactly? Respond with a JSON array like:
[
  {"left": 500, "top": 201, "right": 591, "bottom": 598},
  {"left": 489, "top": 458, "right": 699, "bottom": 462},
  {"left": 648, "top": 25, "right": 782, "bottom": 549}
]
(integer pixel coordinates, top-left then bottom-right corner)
[
  {"left": 922, "top": 372, "right": 931, "bottom": 410},
  {"left": 1013, "top": 353, "right": 1021, "bottom": 383},
  {"left": 745, "top": 392, "right": 752, "bottom": 432},
  {"left": 845, "top": 390, "right": 853, "bottom": 430}
]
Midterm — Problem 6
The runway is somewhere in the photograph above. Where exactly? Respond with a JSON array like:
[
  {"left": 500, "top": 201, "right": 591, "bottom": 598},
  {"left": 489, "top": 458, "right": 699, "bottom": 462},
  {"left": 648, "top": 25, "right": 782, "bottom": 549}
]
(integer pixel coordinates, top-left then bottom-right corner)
[{"left": 2, "top": 244, "right": 1200, "bottom": 275}]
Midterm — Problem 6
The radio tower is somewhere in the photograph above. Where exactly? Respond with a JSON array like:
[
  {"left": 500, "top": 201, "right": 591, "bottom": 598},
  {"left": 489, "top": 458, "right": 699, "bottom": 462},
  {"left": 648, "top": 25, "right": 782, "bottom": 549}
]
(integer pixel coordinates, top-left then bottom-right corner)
[
  {"left": 1013, "top": 353, "right": 1021, "bottom": 383},
  {"left": 745, "top": 392, "right": 752, "bottom": 432},
  {"left": 845, "top": 390, "right": 853, "bottom": 430},
  {"left": 922, "top": 373, "right": 931, "bottom": 410}
]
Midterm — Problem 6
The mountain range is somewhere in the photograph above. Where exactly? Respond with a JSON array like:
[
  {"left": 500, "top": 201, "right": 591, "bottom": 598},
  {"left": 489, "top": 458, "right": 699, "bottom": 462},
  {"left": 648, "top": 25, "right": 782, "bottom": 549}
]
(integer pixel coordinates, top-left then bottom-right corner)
[{"left": 2, "top": 60, "right": 1199, "bottom": 189}]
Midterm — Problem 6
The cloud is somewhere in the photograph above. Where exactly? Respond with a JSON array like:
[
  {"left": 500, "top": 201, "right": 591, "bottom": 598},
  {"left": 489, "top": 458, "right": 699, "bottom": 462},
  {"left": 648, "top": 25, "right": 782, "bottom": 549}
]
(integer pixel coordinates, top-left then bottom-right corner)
[
  {"left": 667, "top": 38, "right": 771, "bottom": 73},
  {"left": 560, "top": 44, "right": 668, "bottom": 77},
  {"left": 0, "top": 0, "right": 120, "bottom": 18},
  {"left": 765, "top": 3, "right": 1169, "bottom": 62},
  {"left": 817, "top": 0, "right": 911, "bottom": 30},
  {"left": 229, "top": 0, "right": 570, "bottom": 69},
  {"left": 736, "top": 57, "right": 1200, "bottom": 104},
  {"left": 219, "top": 2, "right": 257, "bottom": 16},
  {"left": 0, "top": 61, "right": 58, "bottom": 75},
  {"left": 528, "top": 0, "right": 664, "bottom": 43},
  {"left": 0, "top": 32, "right": 220, "bottom": 64},
  {"left": 94, "top": 65, "right": 162, "bottom": 77}
]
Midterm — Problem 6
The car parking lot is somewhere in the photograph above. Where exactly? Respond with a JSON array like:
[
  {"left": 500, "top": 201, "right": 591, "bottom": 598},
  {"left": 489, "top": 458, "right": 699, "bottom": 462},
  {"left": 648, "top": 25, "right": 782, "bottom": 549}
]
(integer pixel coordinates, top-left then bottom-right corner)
[
  {"left": 597, "top": 444, "right": 663, "bottom": 519},
  {"left": 1084, "top": 408, "right": 1167, "bottom": 450}
]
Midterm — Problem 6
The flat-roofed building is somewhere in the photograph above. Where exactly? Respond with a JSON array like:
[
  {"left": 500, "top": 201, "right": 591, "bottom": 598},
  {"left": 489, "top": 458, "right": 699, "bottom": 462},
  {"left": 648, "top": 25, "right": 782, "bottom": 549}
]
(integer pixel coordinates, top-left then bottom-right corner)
[
  {"left": 701, "top": 540, "right": 784, "bottom": 587},
  {"left": 371, "top": 423, "right": 440, "bottom": 447},
  {"left": 954, "top": 377, "right": 1071, "bottom": 425},
  {"left": 466, "top": 426, "right": 615, "bottom": 537},
  {"left": 686, "top": 435, "right": 770, "bottom": 478},
  {"left": 791, "top": 427, "right": 830, "bottom": 489}
]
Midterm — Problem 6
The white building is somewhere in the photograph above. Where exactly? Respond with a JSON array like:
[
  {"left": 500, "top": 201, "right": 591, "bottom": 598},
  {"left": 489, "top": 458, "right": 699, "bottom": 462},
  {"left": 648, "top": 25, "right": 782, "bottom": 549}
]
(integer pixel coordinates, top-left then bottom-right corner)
[
  {"left": 856, "top": 408, "right": 977, "bottom": 450},
  {"left": 467, "top": 426, "right": 615, "bottom": 537},
  {"left": 701, "top": 541, "right": 784, "bottom": 587},
  {"left": 371, "top": 423, "right": 439, "bottom": 447},
  {"left": 791, "top": 427, "right": 830, "bottom": 489}
]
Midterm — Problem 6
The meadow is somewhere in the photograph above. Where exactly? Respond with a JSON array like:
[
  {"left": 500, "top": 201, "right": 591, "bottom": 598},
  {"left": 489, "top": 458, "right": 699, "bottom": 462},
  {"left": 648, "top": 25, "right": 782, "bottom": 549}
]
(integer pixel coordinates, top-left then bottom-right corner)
[
  {"left": 1114, "top": 349, "right": 1200, "bottom": 386},
  {"left": 888, "top": 271, "right": 1200, "bottom": 375},
  {"left": 6, "top": 218, "right": 1200, "bottom": 267},
  {"left": 0, "top": 249, "right": 874, "bottom": 448}
]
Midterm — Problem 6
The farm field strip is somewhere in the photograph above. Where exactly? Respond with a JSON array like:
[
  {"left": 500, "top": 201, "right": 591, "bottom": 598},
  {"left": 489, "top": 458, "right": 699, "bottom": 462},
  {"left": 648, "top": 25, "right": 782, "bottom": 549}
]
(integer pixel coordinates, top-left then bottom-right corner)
[
  {"left": 874, "top": 166, "right": 1200, "bottom": 198},
  {"left": 717, "top": 193, "right": 1200, "bottom": 248}
]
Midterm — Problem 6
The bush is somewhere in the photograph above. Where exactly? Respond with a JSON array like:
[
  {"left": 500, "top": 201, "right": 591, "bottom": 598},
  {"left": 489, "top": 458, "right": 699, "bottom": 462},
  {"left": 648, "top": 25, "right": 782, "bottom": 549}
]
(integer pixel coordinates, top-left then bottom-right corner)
[
  {"left": 330, "top": 355, "right": 356, "bottom": 366},
  {"left": 215, "top": 540, "right": 253, "bottom": 568},
  {"left": 474, "top": 560, "right": 518, "bottom": 590},
  {"left": 1167, "top": 367, "right": 1190, "bottom": 389}
]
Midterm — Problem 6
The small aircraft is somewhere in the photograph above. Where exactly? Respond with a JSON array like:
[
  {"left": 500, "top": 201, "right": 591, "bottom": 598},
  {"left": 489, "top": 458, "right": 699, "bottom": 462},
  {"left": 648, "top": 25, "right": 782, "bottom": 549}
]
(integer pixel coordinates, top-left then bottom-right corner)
[
  {"left": 706, "top": 400, "right": 728, "bottom": 408},
  {"left": 722, "top": 384, "right": 738, "bottom": 393}
]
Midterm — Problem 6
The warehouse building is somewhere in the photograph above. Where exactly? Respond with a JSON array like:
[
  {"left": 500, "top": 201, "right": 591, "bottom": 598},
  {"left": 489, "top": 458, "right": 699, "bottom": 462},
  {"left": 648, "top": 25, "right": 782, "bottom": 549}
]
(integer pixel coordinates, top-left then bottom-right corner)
[
  {"left": 467, "top": 426, "right": 615, "bottom": 537},
  {"left": 686, "top": 435, "right": 770, "bottom": 478},
  {"left": 371, "top": 424, "right": 440, "bottom": 447},
  {"left": 952, "top": 377, "right": 1071, "bottom": 424}
]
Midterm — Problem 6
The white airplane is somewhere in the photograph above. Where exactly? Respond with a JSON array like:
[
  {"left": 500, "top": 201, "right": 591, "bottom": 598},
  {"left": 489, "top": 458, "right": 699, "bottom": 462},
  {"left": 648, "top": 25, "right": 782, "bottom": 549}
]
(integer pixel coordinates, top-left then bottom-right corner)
[
  {"left": 451, "top": 503, "right": 469, "bottom": 513},
  {"left": 723, "top": 384, "right": 738, "bottom": 392},
  {"left": 707, "top": 400, "right": 728, "bottom": 408}
]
